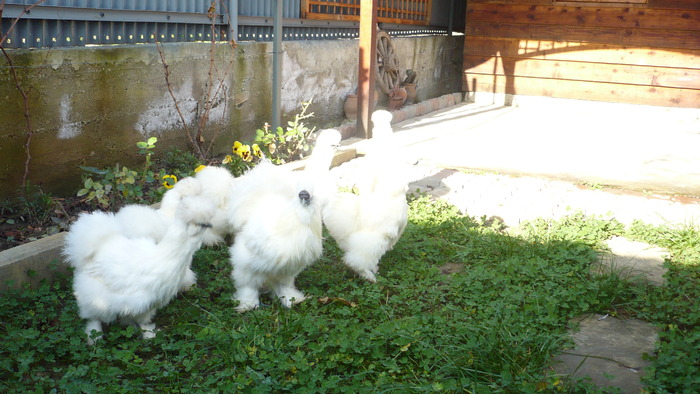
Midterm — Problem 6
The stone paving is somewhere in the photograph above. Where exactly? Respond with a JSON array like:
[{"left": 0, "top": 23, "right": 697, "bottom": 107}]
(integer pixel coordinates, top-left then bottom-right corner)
[{"left": 553, "top": 313, "right": 659, "bottom": 393}]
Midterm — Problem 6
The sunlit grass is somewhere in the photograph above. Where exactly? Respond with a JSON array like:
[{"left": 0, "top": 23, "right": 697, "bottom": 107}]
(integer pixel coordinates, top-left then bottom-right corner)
[{"left": 0, "top": 197, "right": 697, "bottom": 392}]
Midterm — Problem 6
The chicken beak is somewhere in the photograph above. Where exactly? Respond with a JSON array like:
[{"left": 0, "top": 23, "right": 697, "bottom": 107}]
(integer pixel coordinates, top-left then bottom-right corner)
[{"left": 298, "top": 190, "right": 312, "bottom": 206}]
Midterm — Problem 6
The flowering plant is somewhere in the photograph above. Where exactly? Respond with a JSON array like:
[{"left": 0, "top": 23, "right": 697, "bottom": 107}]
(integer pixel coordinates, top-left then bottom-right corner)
[
  {"left": 254, "top": 101, "right": 315, "bottom": 165},
  {"left": 77, "top": 138, "right": 175, "bottom": 209}
]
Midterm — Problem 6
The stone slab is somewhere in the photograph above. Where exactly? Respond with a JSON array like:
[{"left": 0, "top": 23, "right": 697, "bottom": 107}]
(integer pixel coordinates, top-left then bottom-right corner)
[
  {"left": 553, "top": 313, "right": 658, "bottom": 393},
  {"left": 604, "top": 236, "right": 669, "bottom": 285}
]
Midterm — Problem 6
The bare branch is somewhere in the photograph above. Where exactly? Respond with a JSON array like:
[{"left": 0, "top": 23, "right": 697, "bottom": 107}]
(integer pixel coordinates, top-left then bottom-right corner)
[
  {"left": 0, "top": 0, "right": 48, "bottom": 191},
  {"left": 155, "top": 39, "right": 205, "bottom": 161},
  {"left": 195, "top": 21, "right": 217, "bottom": 147}
]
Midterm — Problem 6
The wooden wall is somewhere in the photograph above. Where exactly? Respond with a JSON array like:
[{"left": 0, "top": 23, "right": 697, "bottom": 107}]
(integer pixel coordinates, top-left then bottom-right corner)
[{"left": 462, "top": 0, "right": 700, "bottom": 108}]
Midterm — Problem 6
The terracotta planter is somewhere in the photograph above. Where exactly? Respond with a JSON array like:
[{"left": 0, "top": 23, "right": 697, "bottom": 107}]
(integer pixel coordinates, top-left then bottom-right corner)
[
  {"left": 401, "top": 83, "right": 417, "bottom": 105},
  {"left": 344, "top": 94, "right": 358, "bottom": 120},
  {"left": 344, "top": 90, "right": 380, "bottom": 120},
  {"left": 388, "top": 87, "right": 407, "bottom": 110}
]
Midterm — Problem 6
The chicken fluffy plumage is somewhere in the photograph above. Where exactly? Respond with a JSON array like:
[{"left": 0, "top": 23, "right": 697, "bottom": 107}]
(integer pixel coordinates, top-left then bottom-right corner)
[
  {"left": 227, "top": 161, "right": 322, "bottom": 312},
  {"left": 227, "top": 130, "right": 339, "bottom": 312},
  {"left": 63, "top": 194, "right": 216, "bottom": 344},
  {"left": 322, "top": 111, "right": 409, "bottom": 282},
  {"left": 114, "top": 176, "right": 205, "bottom": 290},
  {"left": 193, "top": 165, "right": 238, "bottom": 245}
]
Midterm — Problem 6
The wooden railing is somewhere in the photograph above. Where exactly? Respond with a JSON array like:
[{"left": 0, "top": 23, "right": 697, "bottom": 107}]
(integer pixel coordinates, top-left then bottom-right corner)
[{"left": 301, "top": 0, "right": 432, "bottom": 25}]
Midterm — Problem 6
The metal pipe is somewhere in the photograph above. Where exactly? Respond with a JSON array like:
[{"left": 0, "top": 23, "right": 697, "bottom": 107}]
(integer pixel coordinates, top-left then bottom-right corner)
[
  {"left": 228, "top": 0, "right": 238, "bottom": 41},
  {"left": 448, "top": 0, "right": 454, "bottom": 36},
  {"left": 271, "top": 0, "right": 283, "bottom": 132}
]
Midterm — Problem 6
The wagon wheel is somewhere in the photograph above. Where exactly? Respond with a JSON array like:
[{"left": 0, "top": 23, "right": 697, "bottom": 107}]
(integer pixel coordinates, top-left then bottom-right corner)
[{"left": 376, "top": 31, "right": 400, "bottom": 95}]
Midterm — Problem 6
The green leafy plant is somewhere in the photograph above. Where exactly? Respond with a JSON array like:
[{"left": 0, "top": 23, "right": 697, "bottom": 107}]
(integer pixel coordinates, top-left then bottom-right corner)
[
  {"left": 76, "top": 138, "right": 175, "bottom": 209},
  {"left": 136, "top": 136, "right": 157, "bottom": 176},
  {"left": 161, "top": 147, "right": 201, "bottom": 179},
  {"left": 76, "top": 169, "right": 113, "bottom": 207},
  {"left": 254, "top": 101, "right": 315, "bottom": 165},
  {"left": 14, "top": 183, "right": 56, "bottom": 226},
  {"left": 76, "top": 164, "right": 155, "bottom": 208},
  {"left": 520, "top": 210, "right": 625, "bottom": 248}
]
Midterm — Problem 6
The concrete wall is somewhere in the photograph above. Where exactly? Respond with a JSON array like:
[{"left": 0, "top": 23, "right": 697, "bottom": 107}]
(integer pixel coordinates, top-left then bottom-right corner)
[{"left": 0, "top": 35, "right": 463, "bottom": 199}]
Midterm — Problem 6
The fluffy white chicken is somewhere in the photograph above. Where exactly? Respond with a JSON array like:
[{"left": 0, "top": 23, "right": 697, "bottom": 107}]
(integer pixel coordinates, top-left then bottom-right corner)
[
  {"left": 63, "top": 194, "right": 216, "bottom": 344},
  {"left": 114, "top": 176, "right": 205, "bottom": 290},
  {"left": 116, "top": 176, "right": 204, "bottom": 241},
  {"left": 192, "top": 165, "right": 238, "bottom": 245},
  {"left": 322, "top": 110, "right": 409, "bottom": 282},
  {"left": 226, "top": 130, "right": 340, "bottom": 312}
]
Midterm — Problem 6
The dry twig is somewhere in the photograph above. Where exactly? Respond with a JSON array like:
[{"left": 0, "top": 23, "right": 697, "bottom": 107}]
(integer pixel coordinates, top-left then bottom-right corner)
[{"left": 0, "top": 0, "right": 48, "bottom": 192}]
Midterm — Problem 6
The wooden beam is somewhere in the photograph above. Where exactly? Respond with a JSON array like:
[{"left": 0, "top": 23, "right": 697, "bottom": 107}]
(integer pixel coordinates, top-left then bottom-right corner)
[
  {"left": 467, "top": 4, "right": 700, "bottom": 32},
  {"left": 467, "top": 75, "right": 700, "bottom": 108},
  {"left": 466, "top": 22, "right": 700, "bottom": 50},
  {"left": 462, "top": 37, "right": 700, "bottom": 69},
  {"left": 464, "top": 55, "right": 700, "bottom": 90},
  {"left": 357, "top": 0, "right": 378, "bottom": 138}
]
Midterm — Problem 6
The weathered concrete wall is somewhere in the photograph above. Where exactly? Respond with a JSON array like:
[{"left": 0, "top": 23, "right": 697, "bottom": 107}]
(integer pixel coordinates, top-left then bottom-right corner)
[{"left": 0, "top": 35, "right": 463, "bottom": 199}]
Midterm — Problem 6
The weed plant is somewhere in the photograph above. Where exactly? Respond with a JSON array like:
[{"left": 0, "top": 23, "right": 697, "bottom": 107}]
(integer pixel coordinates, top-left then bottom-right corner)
[
  {"left": 0, "top": 198, "right": 697, "bottom": 392},
  {"left": 624, "top": 221, "right": 700, "bottom": 391}
]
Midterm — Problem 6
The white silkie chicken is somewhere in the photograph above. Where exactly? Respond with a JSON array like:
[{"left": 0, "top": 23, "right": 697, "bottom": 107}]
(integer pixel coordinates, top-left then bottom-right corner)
[
  {"left": 226, "top": 130, "right": 340, "bottom": 312},
  {"left": 113, "top": 176, "right": 205, "bottom": 291},
  {"left": 192, "top": 165, "right": 238, "bottom": 245},
  {"left": 116, "top": 176, "right": 204, "bottom": 242},
  {"left": 322, "top": 110, "right": 409, "bottom": 282},
  {"left": 63, "top": 194, "right": 216, "bottom": 344},
  {"left": 301, "top": 129, "right": 342, "bottom": 209}
]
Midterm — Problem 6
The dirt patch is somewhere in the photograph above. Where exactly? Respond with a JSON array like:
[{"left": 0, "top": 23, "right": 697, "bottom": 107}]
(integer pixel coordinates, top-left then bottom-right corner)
[
  {"left": 0, "top": 195, "right": 89, "bottom": 252},
  {"left": 438, "top": 262, "right": 464, "bottom": 275}
]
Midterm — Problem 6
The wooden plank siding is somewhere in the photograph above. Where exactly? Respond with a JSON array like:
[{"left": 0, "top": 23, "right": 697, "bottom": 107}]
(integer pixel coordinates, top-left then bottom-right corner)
[{"left": 463, "top": 0, "right": 700, "bottom": 108}]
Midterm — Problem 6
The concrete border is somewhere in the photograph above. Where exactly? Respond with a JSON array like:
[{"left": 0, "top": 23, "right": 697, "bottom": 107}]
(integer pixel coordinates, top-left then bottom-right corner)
[{"left": 0, "top": 232, "right": 69, "bottom": 291}]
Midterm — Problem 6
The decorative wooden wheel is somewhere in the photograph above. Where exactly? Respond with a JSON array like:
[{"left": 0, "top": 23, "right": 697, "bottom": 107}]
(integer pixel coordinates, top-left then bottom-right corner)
[{"left": 376, "top": 31, "right": 400, "bottom": 95}]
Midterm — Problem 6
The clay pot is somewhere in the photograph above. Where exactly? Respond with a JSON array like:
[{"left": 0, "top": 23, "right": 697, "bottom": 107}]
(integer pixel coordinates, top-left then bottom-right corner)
[
  {"left": 344, "top": 90, "right": 380, "bottom": 120},
  {"left": 388, "top": 87, "right": 407, "bottom": 110},
  {"left": 344, "top": 94, "right": 358, "bottom": 120},
  {"left": 402, "top": 83, "right": 417, "bottom": 105}
]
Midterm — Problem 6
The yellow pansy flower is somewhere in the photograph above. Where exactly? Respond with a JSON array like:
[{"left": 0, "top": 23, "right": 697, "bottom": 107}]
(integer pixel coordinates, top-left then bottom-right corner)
[
  {"left": 232, "top": 141, "right": 244, "bottom": 155},
  {"left": 222, "top": 155, "right": 233, "bottom": 164},
  {"left": 252, "top": 143, "right": 262, "bottom": 158},
  {"left": 194, "top": 164, "right": 207, "bottom": 173},
  {"left": 239, "top": 144, "right": 252, "bottom": 162},
  {"left": 161, "top": 174, "right": 177, "bottom": 189}
]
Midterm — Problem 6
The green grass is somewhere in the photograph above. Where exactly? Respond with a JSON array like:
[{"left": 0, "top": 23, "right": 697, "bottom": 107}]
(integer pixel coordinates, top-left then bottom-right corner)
[{"left": 1, "top": 197, "right": 698, "bottom": 392}]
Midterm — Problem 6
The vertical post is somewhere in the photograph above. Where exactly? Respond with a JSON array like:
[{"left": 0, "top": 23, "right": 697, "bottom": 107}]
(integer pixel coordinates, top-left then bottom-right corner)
[
  {"left": 448, "top": 0, "right": 454, "bottom": 36},
  {"left": 228, "top": 0, "right": 238, "bottom": 41},
  {"left": 357, "top": 0, "right": 378, "bottom": 139},
  {"left": 272, "top": 0, "right": 283, "bottom": 132}
]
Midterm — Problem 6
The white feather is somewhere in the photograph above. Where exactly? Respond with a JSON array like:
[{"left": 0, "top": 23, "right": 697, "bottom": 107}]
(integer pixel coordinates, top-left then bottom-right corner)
[
  {"left": 226, "top": 130, "right": 339, "bottom": 312},
  {"left": 193, "top": 166, "right": 238, "bottom": 245},
  {"left": 63, "top": 195, "right": 216, "bottom": 344},
  {"left": 322, "top": 110, "right": 409, "bottom": 282}
]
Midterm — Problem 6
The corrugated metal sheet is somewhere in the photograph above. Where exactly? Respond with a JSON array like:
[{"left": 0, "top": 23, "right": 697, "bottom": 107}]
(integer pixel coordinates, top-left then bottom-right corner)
[
  {"left": 4, "top": 0, "right": 216, "bottom": 13},
  {"left": 239, "top": 0, "right": 300, "bottom": 18},
  {"left": 1, "top": 0, "right": 455, "bottom": 48}
]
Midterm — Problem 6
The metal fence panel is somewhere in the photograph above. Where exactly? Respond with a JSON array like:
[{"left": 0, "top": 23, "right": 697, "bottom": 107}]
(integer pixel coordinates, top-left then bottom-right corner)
[{"left": 1, "top": 0, "right": 450, "bottom": 48}]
